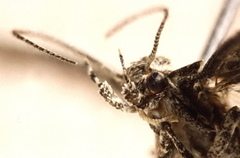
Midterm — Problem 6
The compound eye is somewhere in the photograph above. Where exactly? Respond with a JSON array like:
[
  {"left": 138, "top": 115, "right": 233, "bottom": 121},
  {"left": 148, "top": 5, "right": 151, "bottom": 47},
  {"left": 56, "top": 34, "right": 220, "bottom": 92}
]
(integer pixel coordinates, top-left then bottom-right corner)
[{"left": 147, "top": 72, "right": 166, "bottom": 93}]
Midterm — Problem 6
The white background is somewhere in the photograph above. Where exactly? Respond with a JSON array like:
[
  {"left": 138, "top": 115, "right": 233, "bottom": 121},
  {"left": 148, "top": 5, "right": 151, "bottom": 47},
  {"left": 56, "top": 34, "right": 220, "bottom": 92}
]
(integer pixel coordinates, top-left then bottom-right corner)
[{"left": 0, "top": 0, "right": 239, "bottom": 158}]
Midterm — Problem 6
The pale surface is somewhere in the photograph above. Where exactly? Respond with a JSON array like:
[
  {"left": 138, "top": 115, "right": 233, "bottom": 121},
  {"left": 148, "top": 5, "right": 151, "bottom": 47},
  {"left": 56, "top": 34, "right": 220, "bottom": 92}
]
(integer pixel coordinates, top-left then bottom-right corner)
[{"left": 0, "top": 1, "right": 238, "bottom": 158}]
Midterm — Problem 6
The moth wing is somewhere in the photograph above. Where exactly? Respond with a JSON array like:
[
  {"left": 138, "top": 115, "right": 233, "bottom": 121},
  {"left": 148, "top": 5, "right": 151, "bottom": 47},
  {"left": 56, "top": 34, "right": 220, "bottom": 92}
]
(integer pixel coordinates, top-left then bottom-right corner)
[
  {"left": 201, "top": 32, "right": 240, "bottom": 81},
  {"left": 199, "top": 33, "right": 240, "bottom": 107}
]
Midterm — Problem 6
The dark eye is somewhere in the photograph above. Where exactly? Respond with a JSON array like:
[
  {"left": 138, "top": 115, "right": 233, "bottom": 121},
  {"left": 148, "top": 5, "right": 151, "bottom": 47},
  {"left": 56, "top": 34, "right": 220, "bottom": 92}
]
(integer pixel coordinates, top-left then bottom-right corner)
[{"left": 147, "top": 72, "right": 166, "bottom": 93}]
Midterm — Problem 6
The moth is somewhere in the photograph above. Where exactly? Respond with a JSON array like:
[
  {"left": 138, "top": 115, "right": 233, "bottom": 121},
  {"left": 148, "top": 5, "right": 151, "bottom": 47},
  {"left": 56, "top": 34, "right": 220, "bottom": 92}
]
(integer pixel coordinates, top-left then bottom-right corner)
[{"left": 12, "top": 7, "right": 240, "bottom": 158}]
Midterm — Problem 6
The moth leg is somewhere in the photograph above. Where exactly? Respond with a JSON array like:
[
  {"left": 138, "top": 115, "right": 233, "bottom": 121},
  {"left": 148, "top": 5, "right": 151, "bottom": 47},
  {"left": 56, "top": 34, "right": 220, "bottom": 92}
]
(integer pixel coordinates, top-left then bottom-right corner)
[
  {"left": 226, "top": 128, "right": 240, "bottom": 157},
  {"left": 207, "top": 106, "right": 240, "bottom": 158},
  {"left": 150, "top": 123, "right": 193, "bottom": 158},
  {"left": 161, "top": 122, "right": 194, "bottom": 158},
  {"left": 85, "top": 59, "right": 136, "bottom": 113},
  {"left": 150, "top": 124, "right": 174, "bottom": 158}
]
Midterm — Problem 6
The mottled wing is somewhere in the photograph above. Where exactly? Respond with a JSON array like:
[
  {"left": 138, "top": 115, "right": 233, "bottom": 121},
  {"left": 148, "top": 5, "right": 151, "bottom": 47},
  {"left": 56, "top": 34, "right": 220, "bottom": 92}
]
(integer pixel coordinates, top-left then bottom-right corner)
[{"left": 200, "top": 32, "right": 240, "bottom": 90}]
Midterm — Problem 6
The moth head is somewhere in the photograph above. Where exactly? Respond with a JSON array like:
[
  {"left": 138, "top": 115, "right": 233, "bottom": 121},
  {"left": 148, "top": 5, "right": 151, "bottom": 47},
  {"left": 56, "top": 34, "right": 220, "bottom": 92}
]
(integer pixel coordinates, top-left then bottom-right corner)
[
  {"left": 119, "top": 51, "right": 170, "bottom": 110},
  {"left": 119, "top": 8, "right": 169, "bottom": 110}
]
